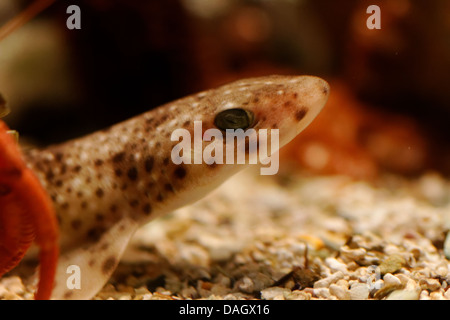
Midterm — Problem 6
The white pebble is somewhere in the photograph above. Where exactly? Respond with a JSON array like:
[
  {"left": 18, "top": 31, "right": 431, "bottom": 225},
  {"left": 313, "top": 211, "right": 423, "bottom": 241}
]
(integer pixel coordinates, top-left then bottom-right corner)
[
  {"left": 325, "top": 257, "right": 348, "bottom": 273},
  {"left": 420, "top": 290, "right": 430, "bottom": 300},
  {"left": 387, "top": 289, "right": 420, "bottom": 300},
  {"left": 336, "top": 279, "right": 349, "bottom": 287},
  {"left": 329, "top": 284, "right": 350, "bottom": 300},
  {"left": 405, "top": 279, "right": 419, "bottom": 291},
  {"left": 383, "top": 273, "right": 401, "bottom": 286},
  {"left": 383, "top": 244, "right": 401, "bottom": 255},
  {"left": 314, "top": 287, "right": 332, "bottom": 299},
  {"left": 349, "top": 283, "right": 370, "bottom": 300},
  {"left": 289, "top": 290, "right": 311, "bottom": 300},
  {"left": 395, "top": 273, "right": 411, "bottom": 286},
  {"left": 314, "top": 271, "right": 344, "bottom": 288},
  {"left": 260, "top": 287, "right": 290, "bottom": 300}
]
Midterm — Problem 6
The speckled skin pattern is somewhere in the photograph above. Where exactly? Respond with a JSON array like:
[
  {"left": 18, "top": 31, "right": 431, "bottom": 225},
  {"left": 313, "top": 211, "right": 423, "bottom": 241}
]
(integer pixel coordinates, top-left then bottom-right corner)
[{"left": 24, "top": 75, "right": 329, "bottom": 299}]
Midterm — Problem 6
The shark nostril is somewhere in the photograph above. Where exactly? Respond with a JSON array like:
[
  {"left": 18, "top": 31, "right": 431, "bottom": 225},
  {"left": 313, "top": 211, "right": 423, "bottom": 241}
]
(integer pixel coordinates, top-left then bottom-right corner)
[{"left": 295, "top": 108, "right": 309, "bottom": 121}]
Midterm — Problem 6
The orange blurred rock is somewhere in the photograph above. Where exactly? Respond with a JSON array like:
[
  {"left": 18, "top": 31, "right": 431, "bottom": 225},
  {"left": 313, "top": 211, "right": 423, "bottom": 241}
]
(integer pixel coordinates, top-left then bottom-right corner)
[{"left": 280, "top": 81, "right": 429, "bottom": 179}]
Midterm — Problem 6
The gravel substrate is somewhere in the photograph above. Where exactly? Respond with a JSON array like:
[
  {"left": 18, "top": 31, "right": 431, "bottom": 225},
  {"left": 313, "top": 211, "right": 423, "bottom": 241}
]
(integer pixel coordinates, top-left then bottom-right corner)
[{"left": 2, "top": 168, "right": 450, "bottom": 300}]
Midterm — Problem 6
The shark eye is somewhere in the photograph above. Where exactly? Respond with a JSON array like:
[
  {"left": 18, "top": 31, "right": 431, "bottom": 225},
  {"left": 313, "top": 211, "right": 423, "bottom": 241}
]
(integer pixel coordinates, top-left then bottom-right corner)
[{"left": 214, "top": 108, "right": 255, "bottom": 130}]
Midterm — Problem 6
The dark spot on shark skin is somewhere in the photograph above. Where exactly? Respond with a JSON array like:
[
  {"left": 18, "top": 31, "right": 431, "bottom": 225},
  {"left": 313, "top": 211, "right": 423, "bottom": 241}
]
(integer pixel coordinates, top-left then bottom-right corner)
[
  {"left": 102, "top": 256, "right": 117, "bottom": 275},
  {"left": 112, "top": 152, "right": 126, "bottom": 163},
  {"left": 127, "top": 166, "right": 138, "bottom": 181},
  {"left": 173, "top": 166, "right": 187, "bottom": 179},
  {"left": 144, "top": 156, "right": 154, "bottom": 172},
  {"left": 95, "top": 188, "right": 104, "bottom": 198},
  {"left": 71, "top": 219, "right": 82, "bottom": 230}
]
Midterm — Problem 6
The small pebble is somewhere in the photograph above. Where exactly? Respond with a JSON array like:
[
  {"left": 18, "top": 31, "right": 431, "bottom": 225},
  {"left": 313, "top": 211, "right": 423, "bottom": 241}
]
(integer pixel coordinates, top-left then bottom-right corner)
[
  {"left": 289, "top": 290, "right": 311, "bottom": 300},
  {"left": 329, "top": 284, "right": 350, "bottom": 300},
  {"left": 395, "top": 273, "right": 411, "bottom": 286},
  {"left": 314, "top": 271, "right": 344, "bottom": 288},
  {"left": 349, "top": 283, "right": 370, "bottom": 300},
  {"left": 260, "top": 287, "right": 290, "bottom": 300},
  {"left": 386, "top": 289, "right": 420, "bottom": 300},
  {"left": 339, "top": 247, "right": 367, "bottom": 264},
  {"left": 435, "top": 263, "right": 448, "bottom": 278},
  {"left": 383, "top": 273, "right": 401, "bottom": 286},
  {"left": 314, "top": 287, "right": 332, "bottom": 299},
  {"left": 325, "top": 257, "right": 348, "bottom": 273},
  {"left": 237, "top": 276, "right": 254, "bottom": 293},
  {"left": 405, "top": 279, "right": 419, "bottom": 291},
  {"left": 379, "top": 254, "right": 406, "bottom": 275},
  {"left": 420, "top": 290, "right": 430, "bottom": 300},
  {"left": 419, "top": 278, "right": 441, "bottom": 292},
  {"left": 430, "top": 291, "right": 446, "bottom": 300}
]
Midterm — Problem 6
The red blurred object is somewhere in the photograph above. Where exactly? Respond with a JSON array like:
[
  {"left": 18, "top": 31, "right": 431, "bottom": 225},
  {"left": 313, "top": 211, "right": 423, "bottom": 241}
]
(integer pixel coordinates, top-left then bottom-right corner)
[{"left": 0, "top": 120, "right": 59, "bottom": 299}]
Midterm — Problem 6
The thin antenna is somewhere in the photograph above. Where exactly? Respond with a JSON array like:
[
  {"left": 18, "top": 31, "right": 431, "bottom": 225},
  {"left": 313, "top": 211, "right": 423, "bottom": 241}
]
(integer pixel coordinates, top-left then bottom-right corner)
[{"left": 0, "top": 0, "right": 56, "bottom": 41}]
